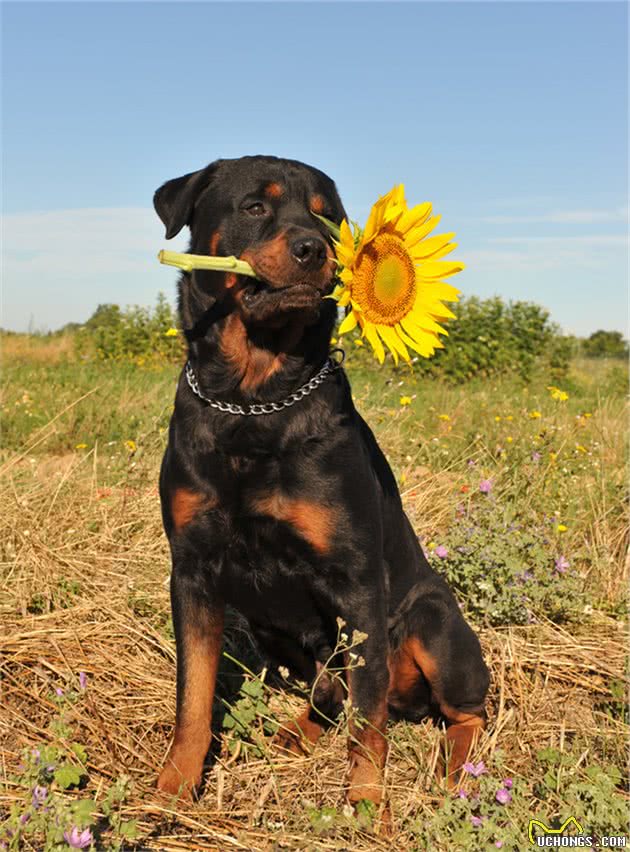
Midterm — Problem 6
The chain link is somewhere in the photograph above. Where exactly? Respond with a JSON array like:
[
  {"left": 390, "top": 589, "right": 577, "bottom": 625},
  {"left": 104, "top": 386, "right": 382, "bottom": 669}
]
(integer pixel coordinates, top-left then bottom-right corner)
[{"left": 184, "top": 349, "right": 345, "bottom": 416}]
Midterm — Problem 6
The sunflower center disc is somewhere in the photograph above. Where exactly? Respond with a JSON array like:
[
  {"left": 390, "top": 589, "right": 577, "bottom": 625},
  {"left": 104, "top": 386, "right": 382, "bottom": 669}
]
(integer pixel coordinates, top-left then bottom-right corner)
[{"left": 353, "top": 233, "right": 417, "bottom": 326}]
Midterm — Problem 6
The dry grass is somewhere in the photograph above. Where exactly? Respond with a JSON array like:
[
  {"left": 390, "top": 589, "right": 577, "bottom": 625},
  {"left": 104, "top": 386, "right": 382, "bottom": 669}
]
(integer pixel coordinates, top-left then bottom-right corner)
[
  {"left": 1, "top": 433, "right": 627, "bottom": 849},
  {"left": 1, "top": 334, "right": 76, "bottom": 366}
]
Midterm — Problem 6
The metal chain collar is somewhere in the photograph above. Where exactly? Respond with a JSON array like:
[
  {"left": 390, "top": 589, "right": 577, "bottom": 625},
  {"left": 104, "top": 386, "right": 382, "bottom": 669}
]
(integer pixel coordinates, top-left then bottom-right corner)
[{"left": 184, "top": 349, "right": 345, "bottom": 416}]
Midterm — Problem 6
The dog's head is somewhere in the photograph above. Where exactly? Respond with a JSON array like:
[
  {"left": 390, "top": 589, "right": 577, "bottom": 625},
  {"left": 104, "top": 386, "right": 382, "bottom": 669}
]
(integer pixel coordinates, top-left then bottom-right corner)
[{"left": 154, "top": 156, "right": 346, "bottom": 328}]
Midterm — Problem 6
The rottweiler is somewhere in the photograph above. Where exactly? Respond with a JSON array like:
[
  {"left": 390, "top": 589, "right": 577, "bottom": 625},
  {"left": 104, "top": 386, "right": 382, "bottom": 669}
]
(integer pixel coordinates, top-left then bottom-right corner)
[{"left": 153, "top": 155, "right": 490, "bottom": 809}]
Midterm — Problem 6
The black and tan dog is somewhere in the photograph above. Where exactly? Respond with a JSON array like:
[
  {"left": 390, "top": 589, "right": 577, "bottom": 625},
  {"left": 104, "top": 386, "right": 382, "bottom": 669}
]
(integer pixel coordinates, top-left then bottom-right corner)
[{"left": 154, "top": 155, "right": 489, "bottom": 808}]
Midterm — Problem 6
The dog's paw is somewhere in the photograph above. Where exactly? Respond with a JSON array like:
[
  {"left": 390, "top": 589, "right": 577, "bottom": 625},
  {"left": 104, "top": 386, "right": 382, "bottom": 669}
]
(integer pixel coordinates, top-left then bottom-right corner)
[
  {"left": 157, "top": 761, "right": 199, "bottom": 801},
  {"left": 271, "top": 723, "right": 312, "bottom": 756}
]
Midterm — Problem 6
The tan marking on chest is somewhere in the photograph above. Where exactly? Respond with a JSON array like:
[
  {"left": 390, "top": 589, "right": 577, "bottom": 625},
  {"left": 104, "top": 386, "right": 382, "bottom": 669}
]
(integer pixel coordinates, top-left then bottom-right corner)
[
  {"left": 220, "top": 313, "right": 285, "bottom": 391},
  {"left": 171, "top": 488, "right": 217, "bottom": 533},
  {"left": 251, "top": 492, "right": 335, "bottom": 554}
]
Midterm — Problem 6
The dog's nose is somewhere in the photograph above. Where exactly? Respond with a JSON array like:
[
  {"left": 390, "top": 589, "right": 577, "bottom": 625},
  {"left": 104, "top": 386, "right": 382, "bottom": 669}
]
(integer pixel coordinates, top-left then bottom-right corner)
[{"left": 290, "top": 236, "right": 327, "bottom": 270}]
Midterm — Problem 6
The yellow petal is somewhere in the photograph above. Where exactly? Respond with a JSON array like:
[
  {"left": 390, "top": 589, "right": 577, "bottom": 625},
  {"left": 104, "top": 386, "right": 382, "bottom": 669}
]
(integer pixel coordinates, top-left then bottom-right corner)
[
  {"left": 404, "top": 215, "right": 442, "bottom": 246},
  {"left": 396, "top": 202, "right": 432, "bottom": 235},
  {"left": 339, "top": 218, "right": 354, "bottom": 249},
  {"left": 416, "top": 260, "right": 465, "bottom": 279},
  {"left": 363, "top": 323, "right": 385, "bottom": 363},
  {"left": 410, "top": 233, "right": 455, "bottom": 260},
  {"left": 396, "top": 324, "right": 436, "bottom": 357},
  {"left": 378, "top": 324, "right": 410, "bottom": 363},
  {"left": 338, "top": 310, "right": 358, "bottom": 335}
]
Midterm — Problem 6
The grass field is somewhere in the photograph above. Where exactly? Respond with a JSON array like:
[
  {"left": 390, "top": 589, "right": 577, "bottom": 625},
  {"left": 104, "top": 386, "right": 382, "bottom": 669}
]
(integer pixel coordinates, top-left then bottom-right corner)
[{"left": 1, "top": 333, "right": 628, "bottom": 850}]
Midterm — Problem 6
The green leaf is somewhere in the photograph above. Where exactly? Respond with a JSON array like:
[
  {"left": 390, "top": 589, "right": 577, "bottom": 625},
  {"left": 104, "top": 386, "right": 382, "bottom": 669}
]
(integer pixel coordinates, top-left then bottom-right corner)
[
  {"left": 72, "top": 798, "right": 97, "bottom": 824},
  {"left": 118, "top": 820, "right": 138, "bottom": 839},
  {"left": 54, "top": 764, "right": 83, "bottom": 789},
  {"left": 70, "top": 742, "right": 88, "bottom": 764},
  {"left": 311, "top": 212, "right": 341, "bottom": 241}
]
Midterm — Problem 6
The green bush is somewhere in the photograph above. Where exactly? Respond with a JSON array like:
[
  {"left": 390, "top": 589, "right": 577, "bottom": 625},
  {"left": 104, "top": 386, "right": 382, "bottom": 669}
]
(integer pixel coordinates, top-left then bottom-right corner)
[
  {"left": 338, "top": 296, "right": 570, "bottom": 383},
  {"left": 75, "top": 293, "right": 184, "bottom": 363},
  {"left": 582, "top": 330, "right": 628, "bottom": 359}
]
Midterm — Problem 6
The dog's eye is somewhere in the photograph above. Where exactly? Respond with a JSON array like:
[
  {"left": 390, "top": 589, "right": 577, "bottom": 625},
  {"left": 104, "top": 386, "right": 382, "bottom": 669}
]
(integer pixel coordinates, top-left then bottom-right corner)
[{"left": 244, "top": 202, "right": 267, "bottom": 217}]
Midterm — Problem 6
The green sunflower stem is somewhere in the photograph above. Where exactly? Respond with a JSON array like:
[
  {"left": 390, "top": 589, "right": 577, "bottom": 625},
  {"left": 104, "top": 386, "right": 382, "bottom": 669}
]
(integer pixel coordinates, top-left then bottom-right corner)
[{"left": 158, "top": 250, "right": 256, "bottom": 277}]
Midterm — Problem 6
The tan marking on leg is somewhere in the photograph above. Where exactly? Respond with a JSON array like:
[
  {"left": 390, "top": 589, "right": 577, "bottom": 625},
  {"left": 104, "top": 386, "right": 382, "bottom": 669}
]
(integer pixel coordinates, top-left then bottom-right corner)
[
  {"left": 388, "top": 637, "right": 422, "bottom": 701},
  {"left": 158, "top": 609, "right": 224, "bottom": 798},
  {"left": 274, "top": 707, "right": 325, "bottom": 755},
  {"left": 441, "top": 703, "right": 486, "bottom": 788},
  {"left": 347, "top": 701, "right": 388, "bottom": 806},
  {"left": 171, "top": 488, "right": 217, "bottom": 533},
  {"left": 251, "top": 492, "right": 335, "bottom": 554}
]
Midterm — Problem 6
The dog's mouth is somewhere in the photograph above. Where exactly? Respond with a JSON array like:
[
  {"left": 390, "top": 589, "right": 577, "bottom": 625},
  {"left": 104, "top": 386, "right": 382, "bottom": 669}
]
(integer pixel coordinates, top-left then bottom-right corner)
[{"left": 238, "top": 275, "right": 328, "bottom": 324}]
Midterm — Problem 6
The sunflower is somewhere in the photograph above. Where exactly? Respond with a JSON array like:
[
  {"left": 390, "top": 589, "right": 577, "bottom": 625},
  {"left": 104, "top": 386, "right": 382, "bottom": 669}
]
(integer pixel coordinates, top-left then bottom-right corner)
[{"left": 331, "top": 185, "right": 464, "bottom": 364}]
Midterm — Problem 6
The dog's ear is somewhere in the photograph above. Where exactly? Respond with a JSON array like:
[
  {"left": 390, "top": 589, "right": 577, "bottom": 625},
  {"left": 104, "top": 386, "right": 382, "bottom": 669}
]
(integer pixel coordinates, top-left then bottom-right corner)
[{"left": 153, "top": 162, "right": 219, "bottom": 239}]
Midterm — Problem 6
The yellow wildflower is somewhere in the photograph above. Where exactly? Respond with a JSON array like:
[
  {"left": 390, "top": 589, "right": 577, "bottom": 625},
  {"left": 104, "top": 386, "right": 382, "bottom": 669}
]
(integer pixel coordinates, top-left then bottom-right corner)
[
  {"left": 438, "top": 413, "right": 451, "bottom": 421},
  {"left": 556, "top": 523, "right": 568, "bottom": 533},
  {"left": 400, "top": 396, "right": 412, "bottom": 406},
  {"left": 124, "top": 440, "right": 137, "bottom": 453},
  {"left": 165, "top": 328, "right": 179, "bottom": 337},
  {"left": 506, "top": 436, "right": 513, "bottom": 443},
  {"left": 529, "top": 410, "right": 542, "bottom": 419},
  {"left": 547, "top": 386, "right": 569, "bottom": 402},
  {"left": 75, "top": 443, "right": 88, "bottom": 450},
  {"left": 494, "top": 416, "right": 502, "bottom": 422}
]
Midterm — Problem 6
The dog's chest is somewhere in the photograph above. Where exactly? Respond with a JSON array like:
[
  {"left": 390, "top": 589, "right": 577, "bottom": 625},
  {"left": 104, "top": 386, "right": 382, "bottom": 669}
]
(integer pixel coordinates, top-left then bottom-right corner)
[{"left": 200, "top": 450, "right": 339, "bottom": 560}]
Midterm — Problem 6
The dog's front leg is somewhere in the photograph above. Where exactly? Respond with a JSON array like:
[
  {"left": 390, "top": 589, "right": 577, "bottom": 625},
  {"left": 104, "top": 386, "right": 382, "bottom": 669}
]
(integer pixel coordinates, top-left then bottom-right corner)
[
  {"left": 341, "top": 598, "right": 390, "bottom": 809},
  {"left": 158, "top": 563, "right": 224, "bottom": 799}
]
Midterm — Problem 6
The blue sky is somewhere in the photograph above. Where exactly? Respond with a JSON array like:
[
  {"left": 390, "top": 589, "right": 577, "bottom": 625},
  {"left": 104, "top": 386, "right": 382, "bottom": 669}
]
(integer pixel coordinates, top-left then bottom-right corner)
[{"left": 2, "top": 1, "right": 628, "bottom": 336}]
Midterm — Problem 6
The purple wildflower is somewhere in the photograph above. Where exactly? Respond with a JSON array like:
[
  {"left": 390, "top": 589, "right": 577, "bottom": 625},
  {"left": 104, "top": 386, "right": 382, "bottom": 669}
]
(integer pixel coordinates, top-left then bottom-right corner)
[
  {"left": 434, "top": 545, "right": 449, "bottom": 559},
  {"left": 471, "top": 816, "right": 483, "bottom": 828},
  {"left": 79, "top": 672, "right": 87, "bottom": 690},
  {"left": 479, "top": 479, "right": 493, "bottom": 494},
  {"left": 457, "top": 788, "right": 468, "bottom": 799},
  {"left": 31, "top": 785, "right": 47, "bottom": 808},
  {"left": 20, "top": 813, "right": 31, "bottom": 825},
  {"left": 495, "top": 842, "right": 504, "bottom": 849},
  {"left": 531, "top": 451, "right": 541, "bottom": 463},
  {"left": 31, "top": 748, "right": 40, "bottom": 763},
  {"left": 55, "top": 687, "right": 64, "bottom": 697},
  {"left": 554, "top": 556, "right": 569, "bottom": 575},
  {"left": 63, "top": 827, "right": 93, "bottom": 849},
  {"left": 467, "top": 459, "right": 476, "bottom": 467},
  {"left": 503, "top": 777, "right": 513, "bottom": 789},
  {"left": 495, "top": 787, "right": 512, "bottom": 805},
  {"left": 463, "top": 760, "right": 486, "bottom": 777}
]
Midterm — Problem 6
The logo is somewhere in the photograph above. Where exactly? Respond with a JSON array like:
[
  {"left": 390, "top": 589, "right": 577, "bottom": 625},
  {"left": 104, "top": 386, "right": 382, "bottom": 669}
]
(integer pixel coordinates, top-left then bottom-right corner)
[{"left": 528, "top": 816, "right": 628, "bottom": 848}]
